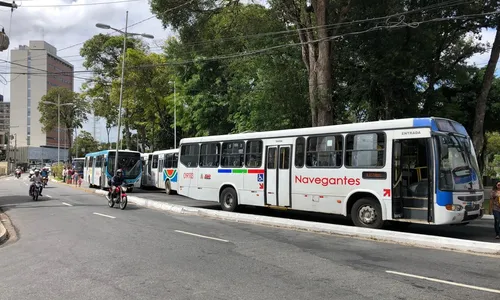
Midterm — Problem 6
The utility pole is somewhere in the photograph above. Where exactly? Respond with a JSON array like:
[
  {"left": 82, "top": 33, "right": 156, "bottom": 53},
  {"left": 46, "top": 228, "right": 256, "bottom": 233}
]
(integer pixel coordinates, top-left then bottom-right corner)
[{"left": 13, "top": 133, "right": 17, "bottom": 169}]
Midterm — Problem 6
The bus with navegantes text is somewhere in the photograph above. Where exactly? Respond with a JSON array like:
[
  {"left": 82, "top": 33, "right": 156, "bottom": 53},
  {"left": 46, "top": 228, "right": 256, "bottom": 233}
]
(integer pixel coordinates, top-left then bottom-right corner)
[{"left": 176, "top": 117, "right": 484, "bottom": 229}]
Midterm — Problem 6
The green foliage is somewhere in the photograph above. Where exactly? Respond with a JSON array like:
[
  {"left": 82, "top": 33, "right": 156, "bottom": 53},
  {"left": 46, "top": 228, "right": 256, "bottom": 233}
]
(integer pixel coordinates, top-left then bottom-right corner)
[
  {"left": 72, "top": 131, "right": 100, "bottom": 157},
  {"left": 38, "top": 87, "right": 89, "bottom": 159},
  {"left": 51, "top": 163, "right": 64, "bottom": 181}
]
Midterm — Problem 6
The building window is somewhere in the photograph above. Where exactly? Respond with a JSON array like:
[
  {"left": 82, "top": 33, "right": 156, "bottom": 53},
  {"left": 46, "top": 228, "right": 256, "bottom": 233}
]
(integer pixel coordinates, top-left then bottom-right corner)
[
  {"left": 345, "top": 132, "right": 386, "bottom": 168},
  {"left": 199, "top": 143, "right": 220, "bottom": 168},
  {"left": 245, "top": 140, "right": 262, "bottom": 168},
  {"left": 306, "top": 135, "right": 343, "bottom": 168},
  {"left": 221, "top": 141, "right": 244, "bottom": 168}
]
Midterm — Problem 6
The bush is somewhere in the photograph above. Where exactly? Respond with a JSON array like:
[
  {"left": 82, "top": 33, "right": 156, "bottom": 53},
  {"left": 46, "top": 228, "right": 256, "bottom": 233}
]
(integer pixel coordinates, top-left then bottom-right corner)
[{"left": 51, "top": 163, "right": 64, "bottom": 181}]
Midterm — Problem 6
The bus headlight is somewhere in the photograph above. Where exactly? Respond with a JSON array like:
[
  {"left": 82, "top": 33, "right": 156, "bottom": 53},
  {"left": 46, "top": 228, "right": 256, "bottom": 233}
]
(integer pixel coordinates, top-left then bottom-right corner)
[{"left": 445, "top": 204, "right": 463, "bottom": 211}]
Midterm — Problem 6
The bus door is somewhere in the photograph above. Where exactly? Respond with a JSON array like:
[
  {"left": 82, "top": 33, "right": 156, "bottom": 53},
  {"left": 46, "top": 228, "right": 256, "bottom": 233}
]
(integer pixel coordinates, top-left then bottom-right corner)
[
  {"left": 392, "top": 134, "right": 433, "bottom": 222},
  {"left": 101, "top": 155, "right": 106, "bottom": 187},
  {"left": 151, "top": 154, "right": 159, "bottom": 187},
  {"left": 157, "top": 155, "right": 165, "bottom": 189},
  {"left": 265, "top": 145, "right": 291, "bottom": 207}
]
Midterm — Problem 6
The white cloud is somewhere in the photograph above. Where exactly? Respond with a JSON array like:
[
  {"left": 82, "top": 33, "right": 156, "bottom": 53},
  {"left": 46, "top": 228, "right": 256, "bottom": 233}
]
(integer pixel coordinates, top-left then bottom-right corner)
[
  {"left": 467, "top": 27, "right": 497, "bottom": 67},
  {"left": 0, "top": 0, "right": 173, "bottom": 142}
]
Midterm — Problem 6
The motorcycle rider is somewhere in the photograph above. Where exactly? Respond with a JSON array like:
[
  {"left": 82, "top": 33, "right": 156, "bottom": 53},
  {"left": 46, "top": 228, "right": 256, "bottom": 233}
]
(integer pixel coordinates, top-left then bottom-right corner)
[
  {"left": 15, "top": 166, "right": 22, "bottom": 178},
  {"left": 29, "top": 169, "right": 43, "bottom": 196},
  {"left": 40, "top": 167, "right": 48, "bottom": 179},
  {"left": 107, "top": 169, "right": 125, "bottom": 200}
]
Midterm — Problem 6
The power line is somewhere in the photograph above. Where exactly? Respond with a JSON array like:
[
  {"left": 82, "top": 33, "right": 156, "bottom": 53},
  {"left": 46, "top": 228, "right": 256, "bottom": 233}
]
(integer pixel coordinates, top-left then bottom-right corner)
[
  {"left": 19, "top": 0, "right": 141, "bottom": 8},
  {"left": 5, "top": 9, "right": 495, "bottom": 77}
]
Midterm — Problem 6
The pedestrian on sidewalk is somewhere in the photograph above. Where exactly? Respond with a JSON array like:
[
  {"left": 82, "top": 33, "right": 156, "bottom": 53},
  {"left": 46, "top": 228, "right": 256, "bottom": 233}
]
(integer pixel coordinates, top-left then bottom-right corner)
[
  {"left": 73, "top": 171, "right": 79, "bottom": 187},
  {"left": 490, "top": 181, "right": 500, "bottom": 239},
  {"left": 62, "top": 167, "right": 67, "bottom": 183}
]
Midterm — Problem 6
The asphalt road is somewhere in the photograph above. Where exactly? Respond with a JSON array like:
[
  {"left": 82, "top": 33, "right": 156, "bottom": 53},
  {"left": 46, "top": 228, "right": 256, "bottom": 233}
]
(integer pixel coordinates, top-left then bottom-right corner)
[
  {"left": 1, "top": 175, "right": 500, "bottom": 300},
  {"left": 121, "top": 187, "right": 497, "bottom": 242}
]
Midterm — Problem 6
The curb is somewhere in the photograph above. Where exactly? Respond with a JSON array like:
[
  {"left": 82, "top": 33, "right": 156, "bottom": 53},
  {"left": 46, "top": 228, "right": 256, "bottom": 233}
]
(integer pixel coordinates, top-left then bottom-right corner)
[
  {"left": 93, "top": 190, "right": 500, "bottom": 255},
  {"left": 0, "top": 214, "right": 8, "bottom": 244},
  {"left": 483, "top": 215, "right": 494, "bottom": 220}
]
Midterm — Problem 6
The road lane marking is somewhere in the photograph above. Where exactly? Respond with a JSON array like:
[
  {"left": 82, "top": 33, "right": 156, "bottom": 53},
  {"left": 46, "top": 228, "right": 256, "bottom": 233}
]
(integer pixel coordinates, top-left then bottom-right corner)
[
  {"left": 93, "top": 212, "right": 116, "bottom": 219},
  {"left": 174, "top": 230, "right": 229, "bottom": 243},
  {"left": 62, "top": 202, "right": 72, "bottom": 207},
  {"left": 46, "top": 195, "right": 52, "bottom": 198},
  {"left": 386, "top": 270, "right": 500, "bottom": 294}
]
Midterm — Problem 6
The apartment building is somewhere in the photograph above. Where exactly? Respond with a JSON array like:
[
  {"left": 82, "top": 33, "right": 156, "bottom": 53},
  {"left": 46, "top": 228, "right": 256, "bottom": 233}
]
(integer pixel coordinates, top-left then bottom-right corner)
[{"left": 9, "top": 41, "right": 74, "bottom": 163}]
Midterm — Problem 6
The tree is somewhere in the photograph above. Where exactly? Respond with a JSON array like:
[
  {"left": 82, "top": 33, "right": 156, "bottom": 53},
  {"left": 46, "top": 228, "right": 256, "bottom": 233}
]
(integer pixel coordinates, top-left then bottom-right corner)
[
  {"left": 38, "top": 87, "right": 89, "bottom": 159},
  {"left": 80, "top": 34, "right": 146, "bottom": 143},
  {"left": 473, "top": 23, "right": 500, "bottom": 159},
  {"left": 72, "top": 131, "right": 99, "bottom": 157}
]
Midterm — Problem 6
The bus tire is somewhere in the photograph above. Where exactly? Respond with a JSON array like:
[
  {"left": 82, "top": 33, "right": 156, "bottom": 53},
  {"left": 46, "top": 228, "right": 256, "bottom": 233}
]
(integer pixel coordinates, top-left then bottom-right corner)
[
  {"left": 165, "top": 180, "right": 172, "bottom": 195},
  {"left": 351, "top": 197, "right": 384, "bottom": 229},
  {"left": 220, "top": 187, "right": 238, "bottom": 212}
]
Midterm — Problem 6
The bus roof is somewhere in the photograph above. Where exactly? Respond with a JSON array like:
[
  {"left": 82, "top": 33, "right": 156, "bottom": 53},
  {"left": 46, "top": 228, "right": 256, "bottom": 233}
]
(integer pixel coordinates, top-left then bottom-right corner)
[
  {"left": 180, "top": 117, "right": 469, "bottom": 144},
  {"left": 152, "top": 149, "right": 178, "bottom": 155},
  {"left": 84, "top": 149, "right": 141, "bottom": 157}
]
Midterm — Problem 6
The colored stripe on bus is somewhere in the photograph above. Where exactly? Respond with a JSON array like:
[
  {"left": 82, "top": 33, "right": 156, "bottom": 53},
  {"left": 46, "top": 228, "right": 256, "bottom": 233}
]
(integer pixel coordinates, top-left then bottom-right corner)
[{"left": 217, "top": 169, "right": 264, "bottom": 174}]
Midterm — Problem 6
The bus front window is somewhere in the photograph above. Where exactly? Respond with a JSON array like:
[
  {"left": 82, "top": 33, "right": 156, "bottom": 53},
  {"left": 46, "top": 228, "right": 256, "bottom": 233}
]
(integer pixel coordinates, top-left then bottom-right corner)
[
  {"left": 108, "top": 153, "right": 141, "bottom": 179},
  {"left": 436, "top": 134, "right": 481, "bottom": 191}
]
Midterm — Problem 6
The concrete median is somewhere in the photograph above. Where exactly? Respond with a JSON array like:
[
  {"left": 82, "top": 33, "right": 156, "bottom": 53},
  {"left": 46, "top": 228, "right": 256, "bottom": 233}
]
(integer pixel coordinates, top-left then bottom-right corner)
[{"left": 93, "top": 190, "right": 500, "bottom": 256}]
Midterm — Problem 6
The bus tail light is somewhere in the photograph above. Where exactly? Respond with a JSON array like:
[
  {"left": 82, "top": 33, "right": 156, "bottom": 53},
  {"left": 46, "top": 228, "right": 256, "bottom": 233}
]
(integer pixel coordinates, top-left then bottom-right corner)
[{"left": 445, "top": 204, "right": 463, "bottom": 211}]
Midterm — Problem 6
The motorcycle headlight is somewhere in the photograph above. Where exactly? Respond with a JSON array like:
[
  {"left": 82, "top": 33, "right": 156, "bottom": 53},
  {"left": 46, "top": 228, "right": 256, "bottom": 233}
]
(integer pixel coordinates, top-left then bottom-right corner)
[{"left": 121, "top": 186, "right": 127, "bottom": 192}]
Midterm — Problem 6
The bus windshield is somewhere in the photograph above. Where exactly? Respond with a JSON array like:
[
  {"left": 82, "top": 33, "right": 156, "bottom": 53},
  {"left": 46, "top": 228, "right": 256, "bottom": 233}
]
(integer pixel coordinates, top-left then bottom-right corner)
[
  {"left": 73, "top": 160, "right": 84, "bottom": 172},
  {"left": 107, "top": 152, "right": 141, "bottom": 179},
  {"left": 436, "top": 134, "right": 482, "bottom": 191}
]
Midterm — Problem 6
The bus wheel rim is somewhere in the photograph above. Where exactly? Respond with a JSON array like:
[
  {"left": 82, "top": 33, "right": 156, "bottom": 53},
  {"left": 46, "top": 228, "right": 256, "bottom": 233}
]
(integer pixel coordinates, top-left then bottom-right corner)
[
  {"left": 358, "top": 205, "right": 377, "bottom": 224},
  {"left": 224, "top": 194, "right": 233, "bottom": 208}
]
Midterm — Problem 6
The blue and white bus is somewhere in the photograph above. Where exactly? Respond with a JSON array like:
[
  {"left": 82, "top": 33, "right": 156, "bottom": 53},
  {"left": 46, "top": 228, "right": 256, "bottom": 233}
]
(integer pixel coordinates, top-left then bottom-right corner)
[
  {"left": 72, "top": 158, "right": 85, "bottom": 175},
  {"left": 84, "top": 150, "right": 142, "bottom": 191},
  {"left": 177, "top": 117, "right": 484, "bottom": 229}
]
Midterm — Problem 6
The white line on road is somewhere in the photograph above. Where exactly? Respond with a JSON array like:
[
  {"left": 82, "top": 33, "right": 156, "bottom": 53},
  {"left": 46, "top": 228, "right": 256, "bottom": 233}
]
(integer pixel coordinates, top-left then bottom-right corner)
[
  {"left": 93, "top": 212, "right": 116, "bottom": 219},
  {"left": 174, "top": 230, "right": 229, "bottom": 243},
  {"left": 46, "top": 195, "right": 52, "bottom": 198},
  {"left": 386, "top": 270, "right": 500, "bottom": 294},
  {"left": 62, "top": 202, "right": 72, "bottom": 207}
]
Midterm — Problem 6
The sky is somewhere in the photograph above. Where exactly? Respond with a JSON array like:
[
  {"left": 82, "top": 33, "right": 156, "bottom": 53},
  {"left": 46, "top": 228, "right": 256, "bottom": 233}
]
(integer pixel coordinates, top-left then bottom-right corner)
[{"left": 0, "top": 0, "right": 497, "bottom": 143}]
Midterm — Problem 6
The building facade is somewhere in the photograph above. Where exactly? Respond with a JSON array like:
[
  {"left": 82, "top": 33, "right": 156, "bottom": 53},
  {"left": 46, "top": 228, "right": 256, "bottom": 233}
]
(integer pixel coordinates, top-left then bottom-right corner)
[
  {"left": 9, "top": 41, "right": 73, "bottom": 163},
  {"left": 0, "top": 95, "right": 10, "bottom": 159}
]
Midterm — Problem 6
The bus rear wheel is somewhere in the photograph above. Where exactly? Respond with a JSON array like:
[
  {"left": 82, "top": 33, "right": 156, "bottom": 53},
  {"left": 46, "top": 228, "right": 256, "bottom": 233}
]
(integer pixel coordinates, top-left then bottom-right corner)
[
  {"left": 220, "top": 187, "right": 238, "bottom": 212},
  {"left": 351, "top": 198, "right": 384, "bottom": 229}
]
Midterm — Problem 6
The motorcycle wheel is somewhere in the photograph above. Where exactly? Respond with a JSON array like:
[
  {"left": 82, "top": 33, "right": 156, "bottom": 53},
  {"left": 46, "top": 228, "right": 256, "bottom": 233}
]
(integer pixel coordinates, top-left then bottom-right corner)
[
  {"left": 108, "top": 195, "right": 115, "bottom": 208},
  {"left": 120, "top": 196, "right": 127, "bottom": 210},
  {"left": 33, "top": 190, "right": 38, "bottom": 201}
]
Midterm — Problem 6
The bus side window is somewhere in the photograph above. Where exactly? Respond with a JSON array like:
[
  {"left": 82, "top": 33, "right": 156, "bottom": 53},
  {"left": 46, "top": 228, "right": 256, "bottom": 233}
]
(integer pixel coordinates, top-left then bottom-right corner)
[
  {"left": 222, "top": 141, "right": 244, "bottom": 168},
  {"left": 200, "top": 143, "right": 220, "bottom": 168},
  {"left": 173, "top": 153, "right": 178, "bottom": 168},
  {"left": 245, "top": 140, "right": 262, "bottom": 168},
  {"left": 165, "top": 154, "right": 172, "bottom": 168},
  {"left": 295, "top": 137, "right": 305, "bottom": 168},
  {"left": 152, "top": 155, "right": 158, "bottom": 169}
]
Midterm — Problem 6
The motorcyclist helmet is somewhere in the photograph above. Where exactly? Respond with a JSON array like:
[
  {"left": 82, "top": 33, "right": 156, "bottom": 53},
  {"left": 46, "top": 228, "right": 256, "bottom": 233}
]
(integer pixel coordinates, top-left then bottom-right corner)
[
  {"left": 34, "top": 169, "right": 40, "bottom": 175},
  {"left": 116, "top": 169, "right": 123, "bottom": 175}
]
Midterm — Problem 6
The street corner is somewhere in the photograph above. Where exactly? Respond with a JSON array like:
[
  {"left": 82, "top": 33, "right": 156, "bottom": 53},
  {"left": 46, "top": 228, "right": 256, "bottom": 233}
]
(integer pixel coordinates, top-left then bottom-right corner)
[{"left": 0, "top": 210, "right": 10, "bottom": 245}]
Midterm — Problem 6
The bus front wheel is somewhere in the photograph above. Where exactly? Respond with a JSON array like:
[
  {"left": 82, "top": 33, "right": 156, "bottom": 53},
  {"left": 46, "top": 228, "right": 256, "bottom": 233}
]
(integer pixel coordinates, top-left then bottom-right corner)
[
  {"left": 220, "top": 187, "right": 238, "bottom": 212},
  {"left": 351, "top": 198, "right": 384, "bottom": 229}
]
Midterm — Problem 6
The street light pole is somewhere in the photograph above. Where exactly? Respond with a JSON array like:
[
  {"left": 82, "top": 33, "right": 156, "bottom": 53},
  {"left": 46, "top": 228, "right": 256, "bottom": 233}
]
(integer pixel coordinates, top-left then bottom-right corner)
[
  {"left": 57, "top": 94, "right": 60, "bottom": 164},
  {"left": 113, "top": 10, "right": 129, "bottom": 175},
  {"left": 174, "top": 80, "right": 176, "bottom": 149},
  {"left": 96, "top": 13, "right": 154, "bottom": 175}
]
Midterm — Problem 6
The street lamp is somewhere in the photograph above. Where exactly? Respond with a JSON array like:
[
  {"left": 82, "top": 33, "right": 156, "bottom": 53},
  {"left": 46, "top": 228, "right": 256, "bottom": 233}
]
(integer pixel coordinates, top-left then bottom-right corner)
[
  {"left": 41, "top": 94, "right": 74, "bottom": 164},
  {"left": 169, "top": 80, "right": 177, "bottom": 149},
  {"left": 96, "top": 11, "right": 154, "bottom": 175}
]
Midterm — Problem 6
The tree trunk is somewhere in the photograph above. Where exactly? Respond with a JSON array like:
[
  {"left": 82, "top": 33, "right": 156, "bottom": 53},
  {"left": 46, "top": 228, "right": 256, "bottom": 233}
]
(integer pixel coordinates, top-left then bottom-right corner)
[
  {"left": 472, "top": 24, "right": 500, "bottom": 157},
  {"left": 314, "top": 0, "right": 333, "bottom": 126}
]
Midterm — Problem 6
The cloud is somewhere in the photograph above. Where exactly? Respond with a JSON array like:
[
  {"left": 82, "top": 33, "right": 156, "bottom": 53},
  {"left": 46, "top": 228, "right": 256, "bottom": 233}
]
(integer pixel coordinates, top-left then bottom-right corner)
[{"left": 0, "top": 0, "right": 173, "bottom": 142}]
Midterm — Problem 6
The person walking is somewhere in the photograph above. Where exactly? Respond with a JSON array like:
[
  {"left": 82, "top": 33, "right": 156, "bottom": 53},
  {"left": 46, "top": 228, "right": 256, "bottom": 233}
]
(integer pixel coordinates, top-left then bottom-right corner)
[{"left": 490, "top": 181, "right": 500, "bottom": 239}]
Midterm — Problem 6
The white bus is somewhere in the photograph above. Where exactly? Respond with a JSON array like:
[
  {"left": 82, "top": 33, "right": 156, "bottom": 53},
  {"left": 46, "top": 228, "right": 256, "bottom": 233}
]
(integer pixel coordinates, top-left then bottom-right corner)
[
  {"left": 140, "top": 153, "right": 155, "bottom": 188},
  {"left": 84, "top": 150, "right": 142, "bottom": 191},
  {"left": 177, "top": 117, "right": 484, "bottom": 228},
  {"left": 141, "top": 149, "right": 179, "bottom": 194}
]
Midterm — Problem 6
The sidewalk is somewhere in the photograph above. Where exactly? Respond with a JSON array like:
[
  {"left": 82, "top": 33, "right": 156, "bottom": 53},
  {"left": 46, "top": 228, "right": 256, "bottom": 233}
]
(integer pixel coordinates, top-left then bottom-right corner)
[{"left": 0, "top": 211, "right": 8, "bottom": 245}]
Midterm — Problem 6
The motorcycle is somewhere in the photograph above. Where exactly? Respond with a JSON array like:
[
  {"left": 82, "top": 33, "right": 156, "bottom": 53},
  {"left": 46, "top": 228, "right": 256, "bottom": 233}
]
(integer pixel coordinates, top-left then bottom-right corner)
[
  {"left": 30, "top": 182, "right": 43, "bottom": 201},
  {"left": 107, "top": 184, "right": 130, "bottom": 210},
  {"left": 15, "top": 171, "right": 21, "bottom": 179},
  {"left": 42, "top": 176, "right": 48, "bottom": 187}
]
